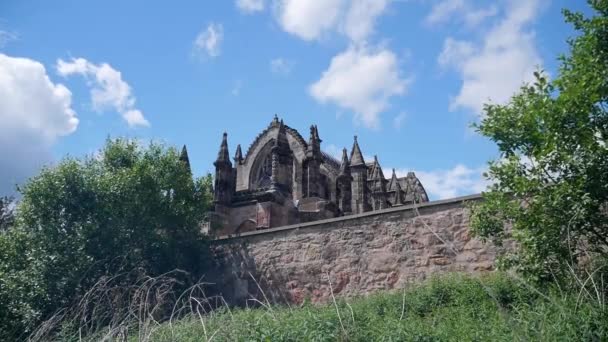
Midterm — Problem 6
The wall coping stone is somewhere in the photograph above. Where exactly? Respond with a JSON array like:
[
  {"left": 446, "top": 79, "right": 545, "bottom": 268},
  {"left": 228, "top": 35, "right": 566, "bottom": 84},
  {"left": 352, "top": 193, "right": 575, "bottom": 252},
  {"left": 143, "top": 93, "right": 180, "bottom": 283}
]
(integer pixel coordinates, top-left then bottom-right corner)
[{"left": 214, "top": 193, "right": 483, "bottom": 241}]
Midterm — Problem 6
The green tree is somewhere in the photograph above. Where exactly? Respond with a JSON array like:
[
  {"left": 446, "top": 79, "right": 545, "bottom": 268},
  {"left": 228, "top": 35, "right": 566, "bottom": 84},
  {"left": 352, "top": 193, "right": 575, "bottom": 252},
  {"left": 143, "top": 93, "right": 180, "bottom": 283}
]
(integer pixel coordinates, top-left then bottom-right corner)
[
  {"left": 0, "top": 138, "right": 213, "bottom": 339},
  {"left": 471, "top": 1, "right": 608, "bottom": 283}
]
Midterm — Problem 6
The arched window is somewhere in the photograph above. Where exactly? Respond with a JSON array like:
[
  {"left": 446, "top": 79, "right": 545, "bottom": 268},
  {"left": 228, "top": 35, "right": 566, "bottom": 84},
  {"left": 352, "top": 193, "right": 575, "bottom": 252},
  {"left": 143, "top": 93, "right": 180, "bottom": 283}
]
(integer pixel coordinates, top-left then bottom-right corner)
[{"left": 255, "top": 153, "right": 273, "bottom": 189}]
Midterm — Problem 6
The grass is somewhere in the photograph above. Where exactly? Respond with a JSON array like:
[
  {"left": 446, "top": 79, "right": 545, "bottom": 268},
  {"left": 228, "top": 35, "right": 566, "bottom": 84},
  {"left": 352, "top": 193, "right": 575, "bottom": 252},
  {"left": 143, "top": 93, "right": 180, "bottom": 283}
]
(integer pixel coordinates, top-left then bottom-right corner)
[{"left": 132, "top": 273, "right": 607, "bottom": 341}]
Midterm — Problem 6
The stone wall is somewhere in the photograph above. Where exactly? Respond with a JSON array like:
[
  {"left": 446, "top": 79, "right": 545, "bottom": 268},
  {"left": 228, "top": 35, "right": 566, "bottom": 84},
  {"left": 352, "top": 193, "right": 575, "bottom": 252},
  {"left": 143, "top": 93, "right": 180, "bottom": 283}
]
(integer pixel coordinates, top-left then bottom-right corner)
[{"left": 209, "top": 194, "right": 501, "bottom": 306}]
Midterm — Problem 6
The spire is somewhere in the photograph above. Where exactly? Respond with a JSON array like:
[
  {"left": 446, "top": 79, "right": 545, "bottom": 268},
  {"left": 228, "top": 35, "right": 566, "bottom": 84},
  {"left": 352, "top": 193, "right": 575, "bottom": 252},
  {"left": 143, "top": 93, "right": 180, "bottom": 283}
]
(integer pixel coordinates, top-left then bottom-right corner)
[
  {"left": 371, "top": 155, "right": 386, "bottom": 193},
  {"left": 234, "top": 144, "right": 243, "bottom": 164},
  {"left": 214, "top": 132, "right": 231, "bottom": 166},
  {"left": 179, "top": 144, "right": 190, "bottom": 163},
  {"left": 339, "top": 148, "right": 350, "bottom": 175},
  {"left": 349, "top": 135, "right": 365, "bottom": 166},
  {"left": 179, "top": 145, "right": 192, "bottom": 174},
  {"left": 371, "top": 156, "right": 385, "bottom": 180},
  {"left": 388, "top": 168, "right": 399, "bottom": 191}
]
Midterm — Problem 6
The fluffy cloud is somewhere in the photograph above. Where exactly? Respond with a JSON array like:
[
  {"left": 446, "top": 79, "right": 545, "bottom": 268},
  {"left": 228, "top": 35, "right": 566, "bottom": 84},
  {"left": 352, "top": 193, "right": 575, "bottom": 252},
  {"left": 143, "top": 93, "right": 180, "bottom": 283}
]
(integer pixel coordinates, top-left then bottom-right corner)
[
  {"left": 274, "top": 0, "right": 389, "bottom": 43},
  {"left": 439, "top": 0, "right": 543, "bottom": 115},
  {"left": 270, "top": 57, "right": 294, "bottom": 75},
  {"left": 341, "top": 0, "right": 390, "bottom": 43},
  {"left": 393, "top": 164, "right": 488, "bottom": 200},
  {"left": 56, "top": 57, "right": 149, "bottom": 127},
  {"left": 193, "top": 23, "right": 223, "bottom": 58},
  {"left": 426, "top": 0, "right": 497, "bottom": 28},
  {"left": 246, "top": 0, "right": 402, "bottom": 129},
  {"left": 275, "top": 0, "right": 344, "bottom": 41},
  {"left": 236, "top": 0, "right": 265, "bottom": 13},
  {"left": 310, "top": 46, "right": 408, "bottom": 129},
  {"left": 0, "top": 54, "right": 78, "bottom": 194}
]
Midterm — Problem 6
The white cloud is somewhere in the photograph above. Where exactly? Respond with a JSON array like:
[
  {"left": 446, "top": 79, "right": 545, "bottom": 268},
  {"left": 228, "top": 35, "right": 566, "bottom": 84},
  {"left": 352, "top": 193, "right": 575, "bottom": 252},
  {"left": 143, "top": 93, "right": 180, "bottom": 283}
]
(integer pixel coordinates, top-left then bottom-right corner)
[
  {"left": 57, "top": 57, "right": 149, "bottom": 127},
  {"left": 270, "top": 57, "right": 294, "bottom": 75},
  {"left": 310, "top": 46, "right": 408, "bottom": 129},
  {"left": 236, "top": 0, "right": 265, "bottom": 13},
  {"left": 393, "top": 112, "right": 406, "bottom": 130},
  {"left": 438, "top": 38, "right": 474, "bottom": 68},
  {"left": 274, "top": 0, "right": 389, "bottom": 43},
  {"left": 426, "top": 0, "right": 497, "bottom": 28},
  {"left": 426, "top": 0, "right": 465, "bottom": 25},
  {"left": 0, "top": 54, "right": 78, "bottom": 194},
  {"left": 439, "top": 0, "right": 543, "bottom": 115},
  {"left": 342, "top": 0, "right": 390, "bottom": 43},
  {"left": 193, "top": 23, "right": 223, "bottom": 58},
  {"left": 392, "top": 164, "right": 488, "bottom": 200},
  {"left": 275, "top": 0, "right": 344, "bottom": 41}
]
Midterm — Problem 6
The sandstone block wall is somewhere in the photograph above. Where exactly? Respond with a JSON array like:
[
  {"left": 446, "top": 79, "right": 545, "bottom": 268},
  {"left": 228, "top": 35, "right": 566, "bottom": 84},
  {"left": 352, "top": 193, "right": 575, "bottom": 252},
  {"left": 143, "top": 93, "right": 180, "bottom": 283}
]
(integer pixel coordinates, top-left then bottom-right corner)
[{"left": 209, "top": 194, "right": 500, "bottom": 305}]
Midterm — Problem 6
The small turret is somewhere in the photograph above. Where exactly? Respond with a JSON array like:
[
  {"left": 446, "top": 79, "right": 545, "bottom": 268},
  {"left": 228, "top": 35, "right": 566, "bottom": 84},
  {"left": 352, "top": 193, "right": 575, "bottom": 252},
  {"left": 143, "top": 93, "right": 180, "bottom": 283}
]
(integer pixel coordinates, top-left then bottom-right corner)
[
  {"left": 215, "top": 132, "right": 231, "bottom": 167},
  {"left": 349, "top": 135, "right": 370, "bottom": 213},
  {"left": 339, "top": 147, "right": 351, "bottom": 176},
  {"left": 337, "top": 148, "right": 353, "bottom": 215},
  {"left": 349, "top": 135, "right": 366, "bottom": 166},
  {"left": 213, "top": 132, "right": 234, "bottom": 205},
  {"left": 387, "top": 168, "right": 399, "bottom": 191},
  {"left": 303, "top": 124, "right": 324, "bottom": 198},
  {"left": 370, "top": 155, "right": 388, "bottom": 210}
]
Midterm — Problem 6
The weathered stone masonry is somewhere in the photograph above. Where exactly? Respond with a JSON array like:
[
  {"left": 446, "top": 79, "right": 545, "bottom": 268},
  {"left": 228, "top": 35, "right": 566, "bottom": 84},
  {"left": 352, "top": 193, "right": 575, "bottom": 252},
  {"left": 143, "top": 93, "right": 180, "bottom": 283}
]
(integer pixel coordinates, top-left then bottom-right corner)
[{"left": 209, "top": 194, "right": 503, "bottom": 306}]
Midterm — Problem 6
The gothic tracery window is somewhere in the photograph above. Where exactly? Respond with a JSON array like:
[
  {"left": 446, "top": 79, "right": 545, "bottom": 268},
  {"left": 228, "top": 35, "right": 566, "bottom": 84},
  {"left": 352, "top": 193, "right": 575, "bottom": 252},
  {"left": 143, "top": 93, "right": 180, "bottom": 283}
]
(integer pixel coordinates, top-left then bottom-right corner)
[{"left": 255, "top": 153, "right": 273, "bottom": 189}]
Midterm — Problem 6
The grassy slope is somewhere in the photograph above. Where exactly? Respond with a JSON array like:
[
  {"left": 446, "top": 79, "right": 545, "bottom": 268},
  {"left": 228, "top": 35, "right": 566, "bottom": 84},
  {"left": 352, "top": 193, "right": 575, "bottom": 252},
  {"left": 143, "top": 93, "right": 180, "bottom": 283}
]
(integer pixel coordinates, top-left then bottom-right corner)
[{"left": 142, "top": 274, "right": 607, "bottom": 341}]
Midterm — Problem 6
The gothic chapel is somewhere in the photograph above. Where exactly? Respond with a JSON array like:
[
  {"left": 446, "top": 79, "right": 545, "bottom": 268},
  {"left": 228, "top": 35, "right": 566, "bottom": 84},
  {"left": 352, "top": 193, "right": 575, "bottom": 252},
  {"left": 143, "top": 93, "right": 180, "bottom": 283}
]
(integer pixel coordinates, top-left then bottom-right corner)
[{"left": 204, "top": 116, "right": 429, "bottom": 235}]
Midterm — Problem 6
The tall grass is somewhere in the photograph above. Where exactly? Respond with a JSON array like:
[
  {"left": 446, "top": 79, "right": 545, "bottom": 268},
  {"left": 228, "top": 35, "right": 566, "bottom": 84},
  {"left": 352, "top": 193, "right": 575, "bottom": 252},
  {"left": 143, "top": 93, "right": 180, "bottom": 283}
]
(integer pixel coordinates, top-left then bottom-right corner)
[
  {"left": 31, "top": 271, "right": 607, "bottom": 341},
  {"left": 145, "top": 273, "right": 606, "bottom": 341}
]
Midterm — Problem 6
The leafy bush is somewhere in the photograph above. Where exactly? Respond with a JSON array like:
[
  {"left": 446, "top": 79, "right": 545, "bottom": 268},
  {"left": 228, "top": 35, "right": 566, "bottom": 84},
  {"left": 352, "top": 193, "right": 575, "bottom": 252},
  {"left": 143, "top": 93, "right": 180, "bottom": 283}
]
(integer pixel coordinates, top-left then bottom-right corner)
[
  {"left": 471, "top": 1, "right": 608, "bottom": 283},
  {"left": 0, "top": 138, "right": 213, "bottom": 340}
]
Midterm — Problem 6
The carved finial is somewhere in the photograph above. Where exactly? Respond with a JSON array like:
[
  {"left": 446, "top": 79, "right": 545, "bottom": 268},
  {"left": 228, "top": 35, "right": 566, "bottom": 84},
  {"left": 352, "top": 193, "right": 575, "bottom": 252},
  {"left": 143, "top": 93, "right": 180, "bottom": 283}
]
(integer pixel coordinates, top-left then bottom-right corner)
[
  {"left": 339, "top": 147, "right": 350, "bottom": 176},
  {"left": 273, "top": 117, "right": 290, "bottom": 151},
  {"left": 234, "top": 144, "right": 243, "bottom": 164}
]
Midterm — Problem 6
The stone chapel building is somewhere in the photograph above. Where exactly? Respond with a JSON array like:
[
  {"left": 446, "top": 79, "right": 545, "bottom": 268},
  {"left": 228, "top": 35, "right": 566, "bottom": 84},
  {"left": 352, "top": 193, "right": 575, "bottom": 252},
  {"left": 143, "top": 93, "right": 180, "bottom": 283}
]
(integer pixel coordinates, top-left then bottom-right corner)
[{"left": 205, "top": 115, "right": 429, "bottom": 235}]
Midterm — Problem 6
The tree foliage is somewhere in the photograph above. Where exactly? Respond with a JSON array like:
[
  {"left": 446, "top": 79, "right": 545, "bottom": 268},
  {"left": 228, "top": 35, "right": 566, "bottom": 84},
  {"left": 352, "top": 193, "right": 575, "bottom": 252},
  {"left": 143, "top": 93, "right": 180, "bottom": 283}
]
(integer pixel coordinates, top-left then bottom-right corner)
[
  {"left": 0, "top": 196, "right": 15, "bottom": 231},
  {"left": 471, "top": 1, "right": 608, "bottom": 282},
  {"left": 0, "top": 138, "right": 213, "bottom": 339}
]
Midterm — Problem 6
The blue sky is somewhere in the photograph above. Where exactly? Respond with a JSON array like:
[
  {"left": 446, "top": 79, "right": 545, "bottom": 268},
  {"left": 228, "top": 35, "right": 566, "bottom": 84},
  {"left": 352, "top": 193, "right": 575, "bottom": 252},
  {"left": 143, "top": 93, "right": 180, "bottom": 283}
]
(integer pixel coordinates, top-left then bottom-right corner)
[{"left": 0, "top": 0, "right": 592, "bottom": 199}]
